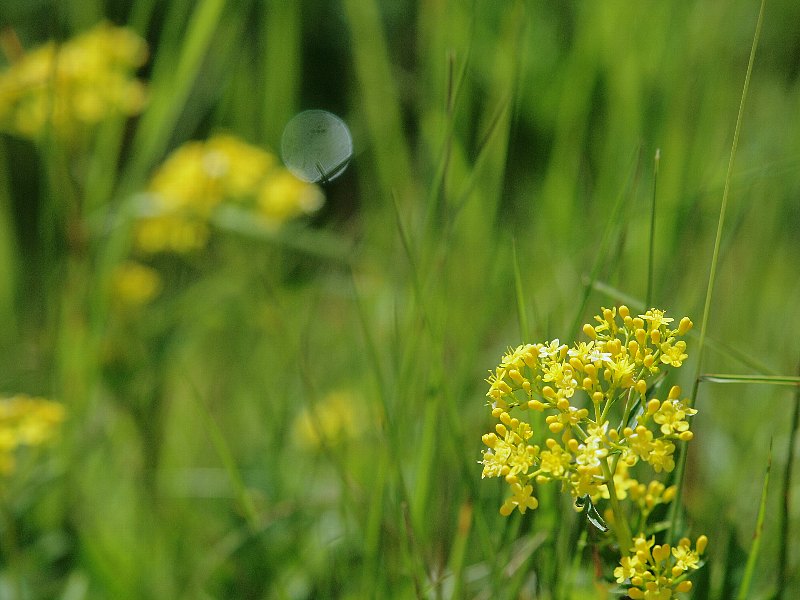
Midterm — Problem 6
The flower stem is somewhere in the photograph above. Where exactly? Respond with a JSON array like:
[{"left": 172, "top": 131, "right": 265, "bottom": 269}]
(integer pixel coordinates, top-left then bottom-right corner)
[{"left": 601, "top": 458, "right": 632, "bottom": 552}]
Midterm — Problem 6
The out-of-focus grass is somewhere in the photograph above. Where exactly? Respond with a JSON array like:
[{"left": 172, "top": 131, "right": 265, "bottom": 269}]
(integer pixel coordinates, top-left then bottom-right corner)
[{"left": 0, "top": 0, "right": 799, "bottom": 598}]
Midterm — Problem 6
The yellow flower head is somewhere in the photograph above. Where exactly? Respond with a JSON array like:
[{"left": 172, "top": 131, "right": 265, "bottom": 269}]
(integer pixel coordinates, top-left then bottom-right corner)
[
  {"left": 0, "top": 394, "right": 66, "bottom": 475},
  {"left": 133, "top": 134, "right": 324, "bottom": 254},
  {"left": 0, "top": 22, "right": 147, "bottom": 141}
]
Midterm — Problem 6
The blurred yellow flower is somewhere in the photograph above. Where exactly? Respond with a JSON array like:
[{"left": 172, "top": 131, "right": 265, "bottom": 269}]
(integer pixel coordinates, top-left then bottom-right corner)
[
  {"left": 0, "top": 394, "right": 65, "bottom": 475},
  {"left": 294, "top": 391, "right": 363, "bottom": 451},
  {"left": 111, "top": 261, "right": 162, "bottom": 309},
  {"left": 0, "top": 22, "right": 147, "bottom": 141},
  {"left": 257, "top": 170, "right": 324, "bottom": 226},
  {"left": 133, "top": 134, "right": 324, "bottom": 254}
]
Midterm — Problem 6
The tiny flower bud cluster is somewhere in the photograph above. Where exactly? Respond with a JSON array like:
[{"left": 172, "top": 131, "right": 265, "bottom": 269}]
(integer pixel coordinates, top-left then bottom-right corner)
[{"left": 614, "top": 534, "right": 708, "bottom": 598}]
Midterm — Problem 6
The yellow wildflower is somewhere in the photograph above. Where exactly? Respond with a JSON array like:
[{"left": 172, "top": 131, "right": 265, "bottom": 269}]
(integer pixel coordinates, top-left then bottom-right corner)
[
  {"left": 0, "top": 394, "right": 65, "bottom": 475},
  {"left": 133, "top": 134, "right": 324, "bottom": 253},
  {"left": 0, "top": 22, "right": 147, "bottom": 141},
  {"left": 294, "top": 391, "right": 363, "bottom": 451}
]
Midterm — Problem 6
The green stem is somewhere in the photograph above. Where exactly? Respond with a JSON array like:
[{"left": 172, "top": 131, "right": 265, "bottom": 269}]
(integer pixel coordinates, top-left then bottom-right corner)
[{"left": 601, "top": 459, "right": 632, "bottom": 552}]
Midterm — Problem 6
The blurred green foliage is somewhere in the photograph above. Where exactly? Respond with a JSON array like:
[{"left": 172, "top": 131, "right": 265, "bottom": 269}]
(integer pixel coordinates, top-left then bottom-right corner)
[{"left": 0, "top": 0, "right": 798, "bottom": 598}]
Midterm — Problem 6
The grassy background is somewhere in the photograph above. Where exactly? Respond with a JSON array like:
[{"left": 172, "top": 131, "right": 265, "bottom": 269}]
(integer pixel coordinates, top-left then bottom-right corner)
[{"left": 1, "top": 0, "right": 799, "bottom": 598}]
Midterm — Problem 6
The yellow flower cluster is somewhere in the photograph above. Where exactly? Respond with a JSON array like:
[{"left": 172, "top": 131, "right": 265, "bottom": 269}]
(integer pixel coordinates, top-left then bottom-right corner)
[
  {"left": 293, "top": 391, "right": 365, "bottom": 451},
  {"left": 615, "top": 534, "right": 708, "bottom": 598},
  {"left": 133, "top": 134, "right": 324, "bottom": 254},
  {"left": 481, "top": 306, "right": 695, "bottom": 514},
  {"left": 0, "top": 394, "right": 65, "bottom": 475},
  {"left": 0, "top": 22, "right": 147, "bottom": 141}
]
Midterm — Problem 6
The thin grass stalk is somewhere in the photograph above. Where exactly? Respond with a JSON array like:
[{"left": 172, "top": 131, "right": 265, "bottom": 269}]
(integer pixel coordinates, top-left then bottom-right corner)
[
  {"left": 645, "top": 149, "right": 660, "bottom": 308},
  {"left": 122, "top": 0, "right": 227, "bottom": 191},
  {"left": 512, "top": 237, "right": 531, "bottom": 340},
  {"left": 185, "top": 373, "right": 260, "bottom": 531},
  {"left": 698, "top": 374, "right": 800, "bottom": 386},
  {"left": 735, "top": 440, "right": 772, "bottom": 600},
  {"left": 668, "top": 0, "right": 766, "bottom": 545},
  {"left": 776, "top": 361, "right": 800, "bottom": 599},
  {"left": 567, "top": 148, "right": 641, "bottom": 337}
]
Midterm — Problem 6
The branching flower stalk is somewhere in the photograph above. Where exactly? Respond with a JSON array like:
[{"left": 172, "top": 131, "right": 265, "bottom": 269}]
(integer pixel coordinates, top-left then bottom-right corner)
[{"left": 480, "top": 306, "right": 707, "bottom": 595}]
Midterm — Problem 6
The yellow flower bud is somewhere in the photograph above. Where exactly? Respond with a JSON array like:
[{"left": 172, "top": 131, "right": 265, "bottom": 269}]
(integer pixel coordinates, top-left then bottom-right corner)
[
  {"left": 650, "top": 329, "right": 661, "bottom": 344},
  {"left": 636, "top": 380, "right": 648, "bottom": 396},
  {"left": 619, "top": 305, "right": 630, "bottom": 318},
  {"left": 678, "top": 316, "right": 693, "bottom": 335},
  {"left": 646, "top": 399, "right": 660, "bottom": 414},
  {"left": 653, "top": 544, "right": 671, "bottom": 563},
  {"left": 583, "top": 323, "right": 597, "bottom": 339},
  {"left": 508, "top": 369, "right": 524, "bottom": 384},
  {"left": 696, "top": 534, "right": 708, "bottom": 554},
  {"left": 668, "top": 385, "right": 681, "bottom": 400},
  {"left": 528, "top": 399, "right": 545, "bottom": 411},
  {"left": 676, "top": 581, "right": 693, "bottom": 593},
  {"left": 679, "top": 431, "right": 694, "bottom": 441}
]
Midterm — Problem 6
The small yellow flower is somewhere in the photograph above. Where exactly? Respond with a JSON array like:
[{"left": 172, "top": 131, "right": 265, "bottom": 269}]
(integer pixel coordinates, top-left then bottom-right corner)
[
  {"left": 499, "top": 481, "right": 538, "bottom": 516},
  {"left": 659, "top": 340, "right": 688, "bottom": 367}
]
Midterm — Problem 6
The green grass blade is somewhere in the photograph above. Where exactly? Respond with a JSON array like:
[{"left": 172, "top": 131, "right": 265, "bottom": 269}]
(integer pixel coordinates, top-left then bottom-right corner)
[
  {"left": 512, "top": 237, "right": 530, "bottom": 340},
  {"left": 342, "top": 0, "right": 414, "bottom": 200},
  {"left": 568, "top": 148, "right": 642, "bottom": 336},
  {"left": 692, "top": 0, "right": 766, "bottom": 386},
  {"left": 123, "top": 0, "right": 228, "bottom": 191},
  {"left": 735, "top": 440, "right": 772, "bottom": 600},
  {"left": 698, "top": 374, "right": 800, "bottom": 386},
  {"left": 646, "top": 148, "right": 660, "bottom": 308},
  {"left": 669, "top": 0, "right": 766, "bottom": 545},
  {"left": 184, "top": 372, "right": 260, "bottom": 532},
  {"left": 776, "top": 362, "right": 800, "bottom": 599}
]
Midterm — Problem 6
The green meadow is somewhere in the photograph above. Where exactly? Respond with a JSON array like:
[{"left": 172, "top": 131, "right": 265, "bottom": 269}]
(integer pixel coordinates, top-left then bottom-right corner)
[{"left": 0, "top": 0, "right": 798, "bottom": 598}]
